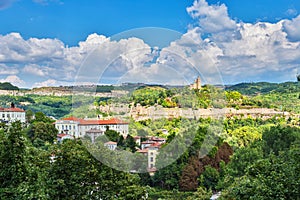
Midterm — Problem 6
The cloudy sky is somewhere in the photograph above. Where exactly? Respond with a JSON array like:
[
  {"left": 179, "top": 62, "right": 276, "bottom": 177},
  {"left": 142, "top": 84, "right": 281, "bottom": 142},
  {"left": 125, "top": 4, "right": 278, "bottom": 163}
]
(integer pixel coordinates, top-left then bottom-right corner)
[{"left": 0, "top": 0, "right": 300, "bottom": 88}]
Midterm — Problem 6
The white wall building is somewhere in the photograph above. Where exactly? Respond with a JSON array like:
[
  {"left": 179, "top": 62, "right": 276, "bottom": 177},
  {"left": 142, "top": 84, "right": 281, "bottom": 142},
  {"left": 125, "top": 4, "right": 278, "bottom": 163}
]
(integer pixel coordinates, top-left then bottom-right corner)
[
  {"left": 0, "top": 104, "right": 26, "bottom": 123},
  {"left": 104, "top": 141, "right": 117, "bottom": 150},
  {"left": 55, "top": 116, "right": 129, "bottom": 138},
  {"left": 148, "top": 146, "right": 159, "bottom": 169},
  {"left": 57, "top": 133, "right": 74, "bottom": 143}
]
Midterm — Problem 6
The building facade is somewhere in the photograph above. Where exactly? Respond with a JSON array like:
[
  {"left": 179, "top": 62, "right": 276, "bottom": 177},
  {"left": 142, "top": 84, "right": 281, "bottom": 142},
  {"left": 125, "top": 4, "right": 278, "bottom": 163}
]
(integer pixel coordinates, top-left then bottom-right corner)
[
  {"left": 0, "top": 103, "right": 26, "bottom": 123},
  {"left": 55, "top": 116, "right": 129, "bottom": 138}
]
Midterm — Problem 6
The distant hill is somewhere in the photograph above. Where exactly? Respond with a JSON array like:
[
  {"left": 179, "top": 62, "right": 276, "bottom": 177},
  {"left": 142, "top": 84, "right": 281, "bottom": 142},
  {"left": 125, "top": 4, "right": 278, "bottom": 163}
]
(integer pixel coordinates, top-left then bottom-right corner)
[
  {"left": 0, "top": 82, "right": 19, "bottom": 90},
  {"left": 226, "top": 82, "right": 300, "bottom": 95}
]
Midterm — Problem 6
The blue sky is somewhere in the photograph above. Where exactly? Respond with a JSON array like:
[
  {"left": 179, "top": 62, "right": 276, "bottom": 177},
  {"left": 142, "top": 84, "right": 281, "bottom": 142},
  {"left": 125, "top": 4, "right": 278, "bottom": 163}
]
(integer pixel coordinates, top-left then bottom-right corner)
[
  {"left": 1, "top": 0, "right": 299, "bottom": 45},
  {"left": 0, "top": 0, "right": 300, "bottom": 87}
]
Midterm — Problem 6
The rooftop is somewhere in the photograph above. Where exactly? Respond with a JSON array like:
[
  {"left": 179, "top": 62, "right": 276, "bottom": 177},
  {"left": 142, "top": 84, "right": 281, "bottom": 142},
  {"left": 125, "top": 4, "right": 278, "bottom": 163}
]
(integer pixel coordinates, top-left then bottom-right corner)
[
  {"left": 59, "top": 116, "right": 128, "bottom": 125},
  {"left": 0, "top": 107, "right": 25, "bottom": 112},
  {"left": 104, "top": 141, "right": 117, "bottom": 145}
]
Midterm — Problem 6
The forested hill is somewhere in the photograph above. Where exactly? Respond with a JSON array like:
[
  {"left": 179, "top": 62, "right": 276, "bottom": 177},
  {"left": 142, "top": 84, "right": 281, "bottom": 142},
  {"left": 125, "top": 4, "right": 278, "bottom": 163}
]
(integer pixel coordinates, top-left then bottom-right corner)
[
  {"left": 226, "top": 82, "right": 300, "bottom": 95},
  {"left": 0, "top": 82, "right": 19, "bottom": 90}
]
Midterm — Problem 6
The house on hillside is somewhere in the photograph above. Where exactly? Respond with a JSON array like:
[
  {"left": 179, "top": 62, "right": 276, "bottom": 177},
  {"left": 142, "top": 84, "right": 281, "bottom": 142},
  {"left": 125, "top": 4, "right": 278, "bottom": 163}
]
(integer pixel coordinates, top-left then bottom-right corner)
[
  {"left": 57, "top": 133, "right": 74, "bottom": 143},
  {"left": 137, "top": 136, "right": 166, "bottom": 175},
  {"left": 0, "top": 103, "right": 26, "bottom": 123},
  {"left": 104, "top": 141, "right": 117, "bottom": 150}
]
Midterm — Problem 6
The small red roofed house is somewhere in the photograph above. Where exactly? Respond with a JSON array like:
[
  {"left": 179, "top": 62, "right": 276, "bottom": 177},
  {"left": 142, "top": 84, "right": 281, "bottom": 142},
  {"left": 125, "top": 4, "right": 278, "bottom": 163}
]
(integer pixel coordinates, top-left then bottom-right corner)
[
  {"left": 104, "top": 141, "right": 117, "bottom": 150},
  {"left": 141, "top": 140, "right": 156, "bottom": 150},
  {"left": 137, "top": 148, "right": 148, "bottom": 156},
  {"left": 57, "top": 133, "right": 74, "bottom": 143}
]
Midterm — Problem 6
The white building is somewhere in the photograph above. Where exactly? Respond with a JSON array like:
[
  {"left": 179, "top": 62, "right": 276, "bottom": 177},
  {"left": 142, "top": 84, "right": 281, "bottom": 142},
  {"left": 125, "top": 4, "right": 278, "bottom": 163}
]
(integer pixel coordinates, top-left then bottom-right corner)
[
  {"left": 148, "top": 146, "right": 159, "bottom": 169},
  {"left": 85, "top": 128, "right": 105, "bottom": 143},
  {"left": 55, "top": 116, "right": 129, "bottom": 138},
  {"left": 137, "top": 140, "right": 164, "bottom": 175},
  {"left": 57, "top": 133, "right": 74, "bottom": 143},
  {"left": 0, "top": 103, "right": 26, "bottom": 123},
  {"left": 104, "top": 141, "right": 117, "bottom": 150}
]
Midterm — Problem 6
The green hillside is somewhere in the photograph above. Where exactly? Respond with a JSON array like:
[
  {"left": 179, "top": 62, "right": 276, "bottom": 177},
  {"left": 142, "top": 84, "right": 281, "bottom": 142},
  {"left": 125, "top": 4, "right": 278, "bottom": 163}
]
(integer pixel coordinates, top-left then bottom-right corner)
[
  {"left": 0, "top": 82, "right": 19, "bottom": 90},
  {"left": 226, "top": 82, "right": 300, "bottom": 95}
]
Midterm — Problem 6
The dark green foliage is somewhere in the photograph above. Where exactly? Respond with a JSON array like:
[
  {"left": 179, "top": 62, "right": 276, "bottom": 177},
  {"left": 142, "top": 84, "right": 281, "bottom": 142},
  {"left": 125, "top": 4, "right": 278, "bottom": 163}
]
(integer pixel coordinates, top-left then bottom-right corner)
[
  {"left": 220, "top": 125, "right": 300, "bottom": 199},
  {"left": 95, "top": 85, "right": 114, "bottom": 93},
  {"left": 27, "top": 122, "right": 58, "bottom": 144},
  {"left": 152, "top": 162, "right": 184, "bottom": 190},
  {"left": 222, "top": 150, "right": 300, "bottom": 200},
  {"left": 0, "top": 82, "right": 19, "bottom": 90},
  {"left": 148, "top": 188, "right": 194, "bottom": 200},
  {"left": 105, "top": 129, "right": 120, "bottom": 142},
  {"left": 200, "top": 166, "right": 220, "bottom": 191},
  {"left": 126, "top": 134, "right": 137, "bottom": 152},
  {"left": 226, "top": 81, "right": 300, "bottom": 95},
  {"left": 262, "top": 125, "right": 300, "bottom": 156},
  {"left": 0, "top": 121, "right": 31, "bottom": 199}
]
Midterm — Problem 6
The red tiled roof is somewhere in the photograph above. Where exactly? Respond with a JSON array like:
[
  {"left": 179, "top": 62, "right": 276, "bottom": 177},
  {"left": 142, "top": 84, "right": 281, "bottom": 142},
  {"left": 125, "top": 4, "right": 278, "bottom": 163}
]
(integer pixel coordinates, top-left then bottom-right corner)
[
  {"left": 151, "top": 137, "right": 166, "bottom": 141},
  {"left": 61, "top": 116, "right": 128, "bottom": 125},
  {"left": 150, "top": 142, "right": 162, "bottom": 147},
  {"left": 57, "top": 134, "right": 72, "bottom": 138},
  {"left": 104, "top": 141, "right": 117, "bottom": 145},
  {"left": 137, "top": 149, "right": 148, "bottom": 153},
  {"left": 148, "top": 167, "right": 157, "bottom": 172},
  {"left": 62, "top": 116, "right": 82, "bottom": 121},
  {"left": 141, "top": 140, "right": 156, "bottom": 144},
  {"left": 0, "top": 107, "right": 25, "bottom": 112}
]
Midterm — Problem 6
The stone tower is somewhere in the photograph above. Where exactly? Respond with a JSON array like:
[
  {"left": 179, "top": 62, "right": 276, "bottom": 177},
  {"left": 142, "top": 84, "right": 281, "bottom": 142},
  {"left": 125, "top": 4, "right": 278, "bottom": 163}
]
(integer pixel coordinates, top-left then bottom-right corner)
[{"left": 189, "top": 76, "right": 201, "bottom": 90}]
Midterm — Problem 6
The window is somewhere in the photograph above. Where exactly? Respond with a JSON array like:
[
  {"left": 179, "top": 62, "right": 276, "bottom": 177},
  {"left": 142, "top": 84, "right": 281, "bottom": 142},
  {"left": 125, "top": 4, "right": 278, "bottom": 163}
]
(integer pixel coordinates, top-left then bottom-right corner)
[
  {"left": 69, "top": 125, "right": 71, "bottom": 130},
  {"left": 62, "top": 125, "right": 64, "bottom": 130},
  {"left": 150, "top": 157, "right": 153, "bottom": 162}
]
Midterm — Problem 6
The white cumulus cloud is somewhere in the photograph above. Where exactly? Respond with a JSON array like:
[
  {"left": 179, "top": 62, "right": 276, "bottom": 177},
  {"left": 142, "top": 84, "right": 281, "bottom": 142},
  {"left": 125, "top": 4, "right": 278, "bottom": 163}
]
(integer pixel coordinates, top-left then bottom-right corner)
[
  {"left": 0, "top": 75, "right": 25, "bottom": 87},
  {"left": 283, "top": 15, "right": 300, "bottom": 42},
  {"left": 1, "top": 0, "right": 300, "bottom": 87},
  {"left": 187, "top": 0, "right": 237, "bottom": 34}
]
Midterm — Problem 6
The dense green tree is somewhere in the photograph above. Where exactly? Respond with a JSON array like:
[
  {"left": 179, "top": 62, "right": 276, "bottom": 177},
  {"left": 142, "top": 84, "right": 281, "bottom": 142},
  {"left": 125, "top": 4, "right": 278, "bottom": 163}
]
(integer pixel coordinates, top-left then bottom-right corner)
[
  {"left": 152, "top": 161, "right": 184, "bottom": 190},
  {"left": 200, "top": 166, "right": 220, "bottom": 191},
  {"left": 220, "top": 125, "right": 300, "bottom": 199},
  {"left": 225, "top": 126, "right": 261, "bottom": 148},
  {"left": 125, "top": 134, "right": 137, "bottom": 152},
  {"left": 221, "top": 149, "right": 300, "bottom": 200},
  {"left": 0, "top": 124, "right": 46, "bottom": 198},
  {"left": 33, "top": 111, "right": 55, "bottom": 123},
  {"left": 47, "top": 140, "right": 143, "bottom": 199},
  {"left": 25, "top": 109, "right": 34, "bottom": 123},
  {"left": 186, "top": 187, "right": 212, "bottom": 200},
  {"left": 27, "top": 122, "right": 58, "bottom": 144},
  {"left": 105, "top": 129, "right": 120, "bottom": 142},
  {"left": 262, "top": 125, "right": 300, "bottom": 156}
]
